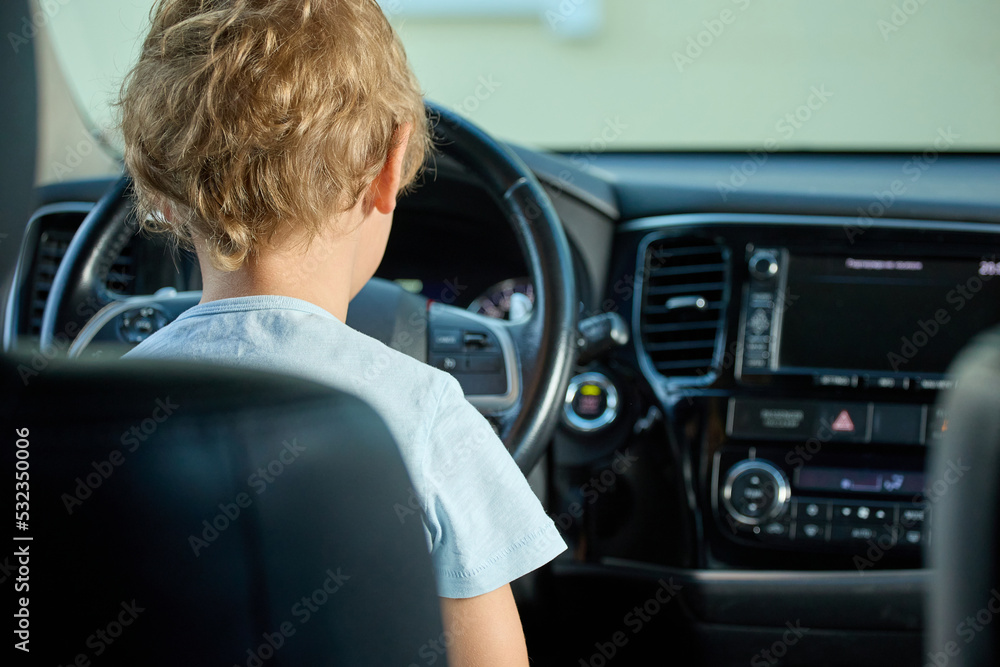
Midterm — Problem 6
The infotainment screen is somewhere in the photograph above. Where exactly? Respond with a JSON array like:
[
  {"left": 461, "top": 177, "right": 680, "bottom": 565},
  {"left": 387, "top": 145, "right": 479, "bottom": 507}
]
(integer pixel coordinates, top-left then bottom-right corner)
[{"left": 778, "top": 255, "right": 1000, "bottom": 375}]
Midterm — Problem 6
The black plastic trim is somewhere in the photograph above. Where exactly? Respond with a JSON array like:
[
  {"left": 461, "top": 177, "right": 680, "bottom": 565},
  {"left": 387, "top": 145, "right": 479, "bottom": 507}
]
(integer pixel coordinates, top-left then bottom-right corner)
[{"left": 554, "top": 559, "right": 926, "bottom": 631}]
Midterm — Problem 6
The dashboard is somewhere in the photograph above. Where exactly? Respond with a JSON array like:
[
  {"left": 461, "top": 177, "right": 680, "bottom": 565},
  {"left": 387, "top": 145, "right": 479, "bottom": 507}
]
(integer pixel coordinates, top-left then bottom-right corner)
[
  {"left": 10, "top": 150, "right": 1000, "bottom": 666},
  {"left": 535, "top": 151, "right": 1000, "bottom": 664}
]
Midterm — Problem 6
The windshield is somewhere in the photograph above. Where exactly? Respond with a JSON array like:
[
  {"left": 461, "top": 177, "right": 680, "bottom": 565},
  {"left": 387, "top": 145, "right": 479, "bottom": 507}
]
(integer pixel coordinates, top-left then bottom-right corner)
[{"left": 41, "top": 0, "right": 1000, "bottom": 161}]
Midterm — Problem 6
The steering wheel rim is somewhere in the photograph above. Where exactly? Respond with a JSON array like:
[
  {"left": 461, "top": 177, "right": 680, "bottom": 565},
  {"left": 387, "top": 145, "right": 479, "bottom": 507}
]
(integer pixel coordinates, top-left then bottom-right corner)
[
  {"left": 39, "top": 175, "right": 135, "bottom": 353},
  {"left": 40, "top": 102, "right": 578, "bottom": 473}
]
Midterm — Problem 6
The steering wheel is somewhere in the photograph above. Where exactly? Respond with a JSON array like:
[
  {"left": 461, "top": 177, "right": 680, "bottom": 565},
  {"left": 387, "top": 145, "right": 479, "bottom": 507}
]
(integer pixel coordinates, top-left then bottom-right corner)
[{"left": 40, "top": 103, "right": 578, "bottom": 473}]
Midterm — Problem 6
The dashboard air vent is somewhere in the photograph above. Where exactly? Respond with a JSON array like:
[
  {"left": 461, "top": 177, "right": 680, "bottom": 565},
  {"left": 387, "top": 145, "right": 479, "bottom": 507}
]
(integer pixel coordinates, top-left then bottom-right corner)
[
  {"left": 20, "top": 208, "right": 138, "bottom": 338},
  {"left": 107, "top": 241, "right": 137, "bottom": 295},
  {"left": 639, "top": 237, "right": 729, "bottom": 378},
  {"left": 27, "top": 226, "right": 76, "bottom": 335}
]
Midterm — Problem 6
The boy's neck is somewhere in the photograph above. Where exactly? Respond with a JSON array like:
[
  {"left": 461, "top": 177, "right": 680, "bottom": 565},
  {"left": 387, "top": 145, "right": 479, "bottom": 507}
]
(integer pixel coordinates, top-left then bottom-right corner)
[{"left": 194, "top": 222, "right": 366, "bottom": 323}]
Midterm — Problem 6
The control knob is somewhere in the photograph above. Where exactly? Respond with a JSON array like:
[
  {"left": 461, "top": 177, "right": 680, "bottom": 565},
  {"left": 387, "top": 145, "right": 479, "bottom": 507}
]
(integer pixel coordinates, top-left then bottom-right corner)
[
  {"left": 748, "top": 250, "right": 780, "bottom": 281},
  {"left": 721, "top": 459, "right": 790, "bottom": 525}
]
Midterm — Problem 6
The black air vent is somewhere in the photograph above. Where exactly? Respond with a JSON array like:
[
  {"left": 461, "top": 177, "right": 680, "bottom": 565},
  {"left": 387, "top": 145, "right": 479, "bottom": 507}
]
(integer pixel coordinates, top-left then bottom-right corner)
[
  {"left": 107, "top": 241, "right": 137, "bottom": 295},
  {"left": 19, "top": 208, "right": 138, "bottom": 338},
  {"left": 27, "top": 227, "right": 76, "bottom": 335},
  {"left": 639, "top": 237, "right": 729, "bottom": 377}
]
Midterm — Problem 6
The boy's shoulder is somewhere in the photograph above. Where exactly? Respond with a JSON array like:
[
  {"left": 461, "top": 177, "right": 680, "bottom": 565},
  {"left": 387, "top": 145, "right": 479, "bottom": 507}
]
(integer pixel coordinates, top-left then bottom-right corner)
[{"left": 125, "top": 294, "right": 462, "bottom": 435}]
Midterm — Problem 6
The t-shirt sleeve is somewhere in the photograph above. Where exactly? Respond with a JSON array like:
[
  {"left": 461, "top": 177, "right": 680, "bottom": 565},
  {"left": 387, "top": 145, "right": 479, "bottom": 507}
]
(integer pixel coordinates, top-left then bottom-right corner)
[{"left": 419, "top": 375, "right": 567, "bottom": 599}]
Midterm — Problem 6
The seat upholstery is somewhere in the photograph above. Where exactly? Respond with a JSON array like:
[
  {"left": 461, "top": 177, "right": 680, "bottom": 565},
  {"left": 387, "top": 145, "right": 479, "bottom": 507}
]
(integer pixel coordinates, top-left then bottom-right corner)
[
  {"left": 927, "top": 327, "right": 1000, "bottom": 666},
  {"left": 2, "top": 355, "right": 444, "bottom": 665}
]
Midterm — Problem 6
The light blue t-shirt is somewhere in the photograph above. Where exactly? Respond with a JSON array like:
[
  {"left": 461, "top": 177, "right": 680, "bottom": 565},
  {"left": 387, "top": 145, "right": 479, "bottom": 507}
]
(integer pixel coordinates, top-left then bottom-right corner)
[{"left": 124, "top": 295, "right": 566, "bottom": 598}]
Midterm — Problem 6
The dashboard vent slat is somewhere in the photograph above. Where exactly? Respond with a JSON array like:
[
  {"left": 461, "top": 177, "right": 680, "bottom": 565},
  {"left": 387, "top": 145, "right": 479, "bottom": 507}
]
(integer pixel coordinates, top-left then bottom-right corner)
[
  {"left": 639, "top": 236, "right": 729, "bottom": 379},
  {"left": 654, "top": 358, "right": 716, "bottom": 372},
  {"left": 646, "top": 281, "right": 729, "bottom": 297},
  {"left": 642, "top": 321, "right": 721, "bottom": 334},
  {"left": 648, "top": 262, "right": 727, "bottom": 277},
  {"left": 645, "top": 340, "right": 717, "bottom": 352}
]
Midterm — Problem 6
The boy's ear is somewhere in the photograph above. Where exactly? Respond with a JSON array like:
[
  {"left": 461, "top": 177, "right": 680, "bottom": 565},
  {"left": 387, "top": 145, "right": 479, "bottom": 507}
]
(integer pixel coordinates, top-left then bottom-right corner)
[{"left": 371, "top": 124, "right": 413, "bottom": 215}]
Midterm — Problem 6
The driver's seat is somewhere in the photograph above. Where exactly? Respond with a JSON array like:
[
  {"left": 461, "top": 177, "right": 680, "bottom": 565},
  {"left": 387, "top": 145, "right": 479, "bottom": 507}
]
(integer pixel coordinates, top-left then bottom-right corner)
[{"left": 2, "top": 355, "right": 444, "bottom": 665}]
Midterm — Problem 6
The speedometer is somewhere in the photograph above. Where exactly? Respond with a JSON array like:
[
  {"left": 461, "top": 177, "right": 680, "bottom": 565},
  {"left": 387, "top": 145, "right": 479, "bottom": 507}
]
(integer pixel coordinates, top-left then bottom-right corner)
[{"left": 469, "top": 278, "right": 535, "bottom": 320}]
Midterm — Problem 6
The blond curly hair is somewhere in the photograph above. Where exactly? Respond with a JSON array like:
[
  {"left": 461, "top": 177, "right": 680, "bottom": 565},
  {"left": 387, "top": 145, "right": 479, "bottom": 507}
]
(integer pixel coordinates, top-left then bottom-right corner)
[{"left": 120, "top": 0, "right": 430, "bottom": 271}]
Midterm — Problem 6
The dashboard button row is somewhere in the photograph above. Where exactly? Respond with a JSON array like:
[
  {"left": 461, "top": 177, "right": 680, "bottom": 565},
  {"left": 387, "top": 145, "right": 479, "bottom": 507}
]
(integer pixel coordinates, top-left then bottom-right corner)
[
  {"left": 726, "top": 498, "right": 929, "bottom": 551},
  {"left": 789, "top": 498, "right": 927, "bottom": 548},
  {"left": 728, "top": 398, "right": 930, "bottom": 446},
  {"left": 814, "top": 375, "right": 956, "bottom": 393}
]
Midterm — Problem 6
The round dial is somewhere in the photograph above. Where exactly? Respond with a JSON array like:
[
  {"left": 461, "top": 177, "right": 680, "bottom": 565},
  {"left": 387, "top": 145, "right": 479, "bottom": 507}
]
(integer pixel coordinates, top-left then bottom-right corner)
[{"left": 722, "top": 459, "right": 790, "bottom": 525}]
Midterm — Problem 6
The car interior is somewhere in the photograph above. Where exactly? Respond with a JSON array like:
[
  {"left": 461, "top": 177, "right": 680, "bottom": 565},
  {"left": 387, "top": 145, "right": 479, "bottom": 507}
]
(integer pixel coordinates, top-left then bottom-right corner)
[{"left": 4, "top": 1, "right": 1000, "bottom": 665}]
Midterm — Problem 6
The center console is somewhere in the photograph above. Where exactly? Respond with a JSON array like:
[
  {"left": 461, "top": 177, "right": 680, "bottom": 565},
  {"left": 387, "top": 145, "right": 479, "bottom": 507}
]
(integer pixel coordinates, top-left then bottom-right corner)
[
  {"left": 616, "top": 213, "right": 1000, "bottom": 571},
  {"left": 710, "top": 244, "right": 997, "bottom": 560}
]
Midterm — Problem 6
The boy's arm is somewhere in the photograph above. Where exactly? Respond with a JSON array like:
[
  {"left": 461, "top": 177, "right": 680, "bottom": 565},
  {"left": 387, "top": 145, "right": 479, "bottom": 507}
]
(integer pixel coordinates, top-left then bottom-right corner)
[{"left": 439, "top": 585, "right": 530, "bottom": 667}]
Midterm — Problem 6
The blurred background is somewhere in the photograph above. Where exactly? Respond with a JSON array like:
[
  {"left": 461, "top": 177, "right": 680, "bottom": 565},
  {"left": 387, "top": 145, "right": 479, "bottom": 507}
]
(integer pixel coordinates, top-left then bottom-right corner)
[{"left": 31, "top": 0, "right": 1000, "bottom": 187}]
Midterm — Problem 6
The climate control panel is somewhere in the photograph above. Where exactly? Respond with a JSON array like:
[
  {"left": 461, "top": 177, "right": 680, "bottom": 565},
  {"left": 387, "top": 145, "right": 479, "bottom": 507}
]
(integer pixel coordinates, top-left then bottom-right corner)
[{"left": 713, "top": 450, "right": 929, "bottom": 555}]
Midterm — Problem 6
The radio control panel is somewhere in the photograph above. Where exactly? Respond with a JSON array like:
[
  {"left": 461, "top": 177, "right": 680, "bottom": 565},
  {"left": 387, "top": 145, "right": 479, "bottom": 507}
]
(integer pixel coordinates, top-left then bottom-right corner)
[{"left": 712, "top": 449, "right": 930, "bottom": 556}]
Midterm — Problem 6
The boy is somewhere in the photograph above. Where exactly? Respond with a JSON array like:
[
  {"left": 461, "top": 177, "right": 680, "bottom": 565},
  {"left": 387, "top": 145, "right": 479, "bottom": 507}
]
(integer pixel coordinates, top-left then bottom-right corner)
[{"left": 118, "top": 1, "right": 567, "bottom": 664}]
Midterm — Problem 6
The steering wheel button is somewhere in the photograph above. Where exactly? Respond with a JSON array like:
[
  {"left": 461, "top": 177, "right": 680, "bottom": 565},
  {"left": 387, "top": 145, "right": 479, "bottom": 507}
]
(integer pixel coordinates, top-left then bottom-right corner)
[
  {"left": 462, "top": 332, "right": 491, "bottom": 349},
  {"left": 118, "top": 306, "right": 169, "bottom": 344},
  {"left": 431, "top": 329, "right": 463, "bottom": 352},
  {"left": 430, "top": 354, "right": 465, "bottom": 372}
]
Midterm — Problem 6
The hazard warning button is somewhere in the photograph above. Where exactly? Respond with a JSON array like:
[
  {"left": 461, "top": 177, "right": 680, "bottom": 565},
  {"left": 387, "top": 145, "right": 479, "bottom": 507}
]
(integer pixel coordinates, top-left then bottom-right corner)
[
  {"left": 832, "top": 411, "right": 855, "bottom": 432},
  {"left": 817, "top": 403, "right": 872, "bottom": 442}
]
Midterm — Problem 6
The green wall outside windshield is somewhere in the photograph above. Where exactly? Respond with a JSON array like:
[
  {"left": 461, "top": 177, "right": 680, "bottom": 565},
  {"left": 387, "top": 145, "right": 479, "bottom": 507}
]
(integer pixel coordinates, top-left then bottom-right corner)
[{"left": 41, "top": 0, "right": 1000, "bottom": 156}]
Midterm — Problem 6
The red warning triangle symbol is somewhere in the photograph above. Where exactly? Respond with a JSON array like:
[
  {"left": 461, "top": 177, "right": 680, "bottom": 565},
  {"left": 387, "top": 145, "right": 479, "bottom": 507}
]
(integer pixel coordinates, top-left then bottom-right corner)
[{"left": 832, "top": 410, "right": 855, "bottom": 433}]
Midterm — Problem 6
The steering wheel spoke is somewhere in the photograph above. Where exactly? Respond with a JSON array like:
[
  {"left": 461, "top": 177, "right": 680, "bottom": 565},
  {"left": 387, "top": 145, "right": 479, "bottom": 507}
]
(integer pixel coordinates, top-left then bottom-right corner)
[
  {"left": 427, "top": 301, "right": 521, "bottom": 413},
  {"left": 68, "top": 290, "right": 202, "bottom": 358}
]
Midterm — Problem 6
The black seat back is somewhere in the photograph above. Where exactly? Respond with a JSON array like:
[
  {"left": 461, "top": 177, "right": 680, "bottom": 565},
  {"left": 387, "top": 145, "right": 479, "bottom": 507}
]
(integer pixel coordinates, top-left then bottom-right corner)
[
  {"left": 2, "top": 356, "right": 443, "bottom": 665},
  {"left": 927, "top": 328, "right": 1000, "bottom": 666}
]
